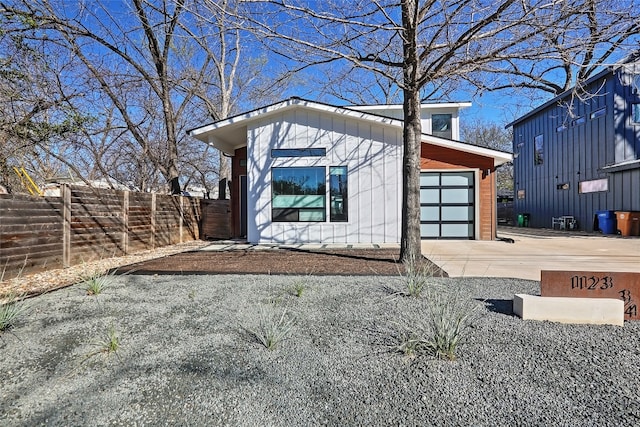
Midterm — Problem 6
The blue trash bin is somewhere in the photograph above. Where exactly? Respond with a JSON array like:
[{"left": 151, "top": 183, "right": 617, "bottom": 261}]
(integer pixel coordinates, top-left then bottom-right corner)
[{"left": 596, "top": 210, "right": 617, "bottom": 234}]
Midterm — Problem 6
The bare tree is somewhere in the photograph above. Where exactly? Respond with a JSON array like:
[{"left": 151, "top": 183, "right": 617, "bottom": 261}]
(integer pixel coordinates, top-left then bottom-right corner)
[
  {"left": 239, "top": 0, "right": 639, "bottom": 261},
  {"left": 1, "top": 0, "right": 289, "bottom": 196},
  {"left": 1, "top": 0, "right": 189, "bottom": 192},
  {"left": 0, "top": 23, "right": 91, "bottom": 192},
  {"left": 180, "top": 0, "right": 293, "bottom": 187}
]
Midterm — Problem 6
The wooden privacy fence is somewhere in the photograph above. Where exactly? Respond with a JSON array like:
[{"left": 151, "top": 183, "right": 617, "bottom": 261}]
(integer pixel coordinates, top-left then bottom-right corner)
[{"left": 0, "top": 185, "right": 230, "bottom": 280}]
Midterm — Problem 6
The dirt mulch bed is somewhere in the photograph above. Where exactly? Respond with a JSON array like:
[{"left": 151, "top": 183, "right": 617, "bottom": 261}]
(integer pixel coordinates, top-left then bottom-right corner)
[{"left": 117, "top": 247, "right": 447, "bottom": 277}]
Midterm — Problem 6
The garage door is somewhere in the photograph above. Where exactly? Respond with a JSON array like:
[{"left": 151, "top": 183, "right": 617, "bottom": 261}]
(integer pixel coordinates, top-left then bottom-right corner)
[{"left": 420, "top": 171, "right": 475, "bottom": 239}]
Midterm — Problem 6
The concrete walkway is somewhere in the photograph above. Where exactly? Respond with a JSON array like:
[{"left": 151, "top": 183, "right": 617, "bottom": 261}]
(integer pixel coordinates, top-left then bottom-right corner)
[
  {"left": 423, "top": 227, "right": 640, "bottom": 281},
  {"left": 198, "top": 242, "right": 400, "bottom": 251}
]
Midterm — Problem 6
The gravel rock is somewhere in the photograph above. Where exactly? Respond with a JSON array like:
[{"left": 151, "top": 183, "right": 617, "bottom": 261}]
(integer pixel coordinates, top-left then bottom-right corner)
[{"left": 1, "top": 274, "right": 638, "bottom": 426}]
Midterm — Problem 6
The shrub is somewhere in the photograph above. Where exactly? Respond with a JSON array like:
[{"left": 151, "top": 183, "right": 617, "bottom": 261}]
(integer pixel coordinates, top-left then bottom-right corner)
[
  {"left": 423, "top": 285, "right": 482, "bottom": 360},
  {"left": 290, "top": 281, "right": 306, "bottom": 298}
]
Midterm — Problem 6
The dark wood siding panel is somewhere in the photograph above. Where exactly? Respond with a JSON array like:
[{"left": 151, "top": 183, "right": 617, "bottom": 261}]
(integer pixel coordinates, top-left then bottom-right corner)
[
  {"left": 128, "top": 192, "right": 154, "bottom": 252},
  {"left": 155, "top": 196, "right": 182, "bottom": 246},
  {"left": 181, "top": 197, "right": 201, "bottom": 242},
  {"left": 200, "top": 200, "right": 231, "bottom": 240},
  {"left": 420, "top": 144, "right": 496, "bottom": 240},
  {"left": 68, "top": 186, "right": 125, "bottom": 263}
]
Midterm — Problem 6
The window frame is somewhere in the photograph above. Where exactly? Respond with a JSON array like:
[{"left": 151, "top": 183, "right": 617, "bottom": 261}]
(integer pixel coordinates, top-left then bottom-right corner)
[
  {"left": 271, "top": 148, "right": 326, "bottom": 158},
  {"left": 329, "top": 166, "right": 348, "bottom": 222},
  {"left": 632, "top": 104, "right": 640, "bottom": 124},
  {"left": 572, "top": 116, "right": 586, "bottom": 126},
  {"left": 590, "top": 107, "right": 606, "bottom": 120},
  {"left": 271, "top": 166, "right": 327, "bottom": 222},
  {"left": 534, "top": 134, "right": 543, "bottom": 166},
  {"left": 579, "top": 178, "right": 608, "bottom": 194},
  {"left": 431, "top": 113, "right": 453, "bottom": 139}
]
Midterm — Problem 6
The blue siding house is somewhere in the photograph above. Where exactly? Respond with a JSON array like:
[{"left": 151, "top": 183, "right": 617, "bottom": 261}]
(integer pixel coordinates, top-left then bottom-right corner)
[{"left": 507, "top": 55, "right": 640, "bottom": 232}]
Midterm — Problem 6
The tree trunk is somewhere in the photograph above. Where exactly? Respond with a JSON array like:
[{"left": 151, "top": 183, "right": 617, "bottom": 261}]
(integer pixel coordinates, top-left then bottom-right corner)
[
  {"left": 399, "top": 0, "right": 423, "bottom": 262},
  {"left": 169, "top": 175, "right": 181, "bottom": 195}
]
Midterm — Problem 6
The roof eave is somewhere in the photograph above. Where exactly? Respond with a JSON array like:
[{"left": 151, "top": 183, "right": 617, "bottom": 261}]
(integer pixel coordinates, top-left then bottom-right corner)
[{"left": 421, "top": 134, "right": 513, "bottom": 166}]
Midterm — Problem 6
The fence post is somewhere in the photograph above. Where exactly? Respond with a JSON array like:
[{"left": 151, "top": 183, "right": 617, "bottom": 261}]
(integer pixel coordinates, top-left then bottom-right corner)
[
  {"left": 179, "top": 195, "right": 184, "bottom": 244},
  {"left": 151, "top": 193, "right": 156, "bottom": 250},
  {"left": 123, "top": 190, "right": 129, "bottom": 255},
  {"left": 62, "top": 185, "right": 71, "bottom": 267}
]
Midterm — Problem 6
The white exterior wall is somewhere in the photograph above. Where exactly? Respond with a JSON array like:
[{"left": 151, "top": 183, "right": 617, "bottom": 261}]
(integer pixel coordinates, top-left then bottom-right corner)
[
  {"left": 246, "top": 108, "right": 403, "bottom": 244},
  {"left": 350, "top": 105, "right": 463, "bottom": 139}
]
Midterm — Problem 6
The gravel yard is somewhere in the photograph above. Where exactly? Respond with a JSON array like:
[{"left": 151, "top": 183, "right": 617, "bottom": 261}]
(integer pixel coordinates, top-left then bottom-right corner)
[{"left": 2, "top": 273, "right": 639, "bottom": 426}]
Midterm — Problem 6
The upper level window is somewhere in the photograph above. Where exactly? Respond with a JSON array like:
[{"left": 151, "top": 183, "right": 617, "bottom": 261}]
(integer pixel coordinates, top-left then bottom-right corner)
[
  {"left": 572, "top": 116, "right": 586, "bottom": 126},
  {"left": 272, "top": 167, "right": 326, "bottom": 222},
  {"left": 579, "top": 178, "right": 608, "bottom": 193},
  {"left": 432, "top": 114, "right": 452, "bottom": 139},
  {"left": 271, "top": 148, "right": 326, "bottom": 158},
  {"left": 590, "top": 107, "right": 606, "bottom": 119},
  {"left": 534, "top": 134, "right": 543, "bottom": 165}
]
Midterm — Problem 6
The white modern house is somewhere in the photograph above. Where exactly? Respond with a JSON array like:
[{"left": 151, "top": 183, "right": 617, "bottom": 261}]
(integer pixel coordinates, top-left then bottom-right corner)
[{"left": 189, "top": 98, "right": 511, "bottom": 243}]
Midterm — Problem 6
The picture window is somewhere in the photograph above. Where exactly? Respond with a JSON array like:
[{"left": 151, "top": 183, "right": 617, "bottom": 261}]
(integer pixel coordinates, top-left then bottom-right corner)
[{"left": 272, "top": 167, "right": 326, "bottom": 222}]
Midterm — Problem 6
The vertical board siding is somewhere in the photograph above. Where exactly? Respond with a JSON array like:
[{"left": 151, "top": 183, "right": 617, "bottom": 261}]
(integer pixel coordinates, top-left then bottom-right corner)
[
  {"left": 513, "top": 67, "right": 640, "bottom": 231},
  {"left": 200, "top": 200, "right": 230, "bottom": 240},
  {"left": 247, "top": 109, "right": 404, "bottom": 244},
  {"left": 0, "top": 185, "right": 206, "bottom": 280}
]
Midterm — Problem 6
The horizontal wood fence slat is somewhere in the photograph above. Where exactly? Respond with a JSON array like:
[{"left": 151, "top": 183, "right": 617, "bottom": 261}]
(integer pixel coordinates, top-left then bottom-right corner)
[{"left": 1, "top": 185, "right": 230, "bottom": 280}]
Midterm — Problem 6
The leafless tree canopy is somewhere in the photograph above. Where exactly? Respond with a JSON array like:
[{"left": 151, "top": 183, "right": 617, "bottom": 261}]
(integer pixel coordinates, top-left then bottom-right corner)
[
  {"left": 0, "top": 0, "right": 289, "bottom": 195},
  {"left": 238, "top": 0, "right": 639, "bottom": 259}
]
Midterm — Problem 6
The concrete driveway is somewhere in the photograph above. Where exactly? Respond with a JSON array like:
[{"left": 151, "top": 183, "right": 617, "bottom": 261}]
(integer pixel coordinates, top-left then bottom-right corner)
[{"left": 422, "top": 227, "right": 640, "bottom": 281}]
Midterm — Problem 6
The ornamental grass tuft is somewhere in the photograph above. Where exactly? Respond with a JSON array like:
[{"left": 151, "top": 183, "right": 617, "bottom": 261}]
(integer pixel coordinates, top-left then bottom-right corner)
[
  {"left": 249, "top": 307, "right": 296, "bottom": 351},
  {"left": 0, "top": 292, "right": 27, "bottom": 332},
  {"left": 80, "top": 269, "right": 116, "bottom": 295},
  {"left": 395, "top": 284, "right": 482, "bottom": 361}
]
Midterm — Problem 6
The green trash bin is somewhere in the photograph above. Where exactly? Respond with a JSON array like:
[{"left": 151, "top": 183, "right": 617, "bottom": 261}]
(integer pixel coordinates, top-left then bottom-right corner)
[{"left": 517, "top": 213, "right": 530, "bottom": 227}]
